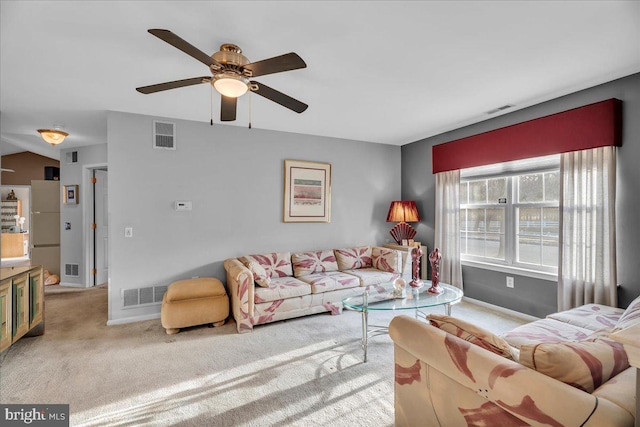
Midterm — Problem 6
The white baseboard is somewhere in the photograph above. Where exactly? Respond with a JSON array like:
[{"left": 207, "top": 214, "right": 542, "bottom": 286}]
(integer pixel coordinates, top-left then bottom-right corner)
[
  {"left": 462, "top": 296, "right": 540, "bottom": 322},
  {"left": 58, "top": 282, "right": 89, "bottom": 288},
  {"left": 106, "top": 312, "right": 161, "bottom": 326}
]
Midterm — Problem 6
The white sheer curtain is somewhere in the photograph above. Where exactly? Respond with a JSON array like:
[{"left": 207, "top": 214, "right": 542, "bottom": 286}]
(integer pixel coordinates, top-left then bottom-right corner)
[
  {"left": 558, "top": 146, "right": 617, "bottom": 311},
  {"left": 434, "top": 170, "right": 463, "bottom": 290}
]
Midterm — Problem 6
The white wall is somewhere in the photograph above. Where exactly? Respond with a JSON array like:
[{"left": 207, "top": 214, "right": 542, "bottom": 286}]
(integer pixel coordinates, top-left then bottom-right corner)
[
  {"left": 60, "top": 144, "right": 108, "bottom": 286},
  {"left": 107, "top": 111, "right": 401, "bottom": 323}
]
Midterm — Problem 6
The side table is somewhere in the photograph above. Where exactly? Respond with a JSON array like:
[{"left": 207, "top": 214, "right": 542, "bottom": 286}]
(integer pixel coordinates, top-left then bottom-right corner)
[{"left": 383, "top": 243, "right": 427, "bottom": 280}]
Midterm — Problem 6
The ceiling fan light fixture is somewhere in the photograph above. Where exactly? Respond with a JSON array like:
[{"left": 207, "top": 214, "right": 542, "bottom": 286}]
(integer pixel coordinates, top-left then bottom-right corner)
[
  {"left": 212, "top": 73, "right": 248, "bottom": 98},
  {"left": 37, "top": 129, "right": 69, "bottom": 146}
]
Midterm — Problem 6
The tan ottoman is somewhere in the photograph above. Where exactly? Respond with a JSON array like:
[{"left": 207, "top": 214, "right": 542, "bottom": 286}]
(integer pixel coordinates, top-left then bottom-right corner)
[{"left": 161, "top": 277, "right": 229, "bottom": 334}]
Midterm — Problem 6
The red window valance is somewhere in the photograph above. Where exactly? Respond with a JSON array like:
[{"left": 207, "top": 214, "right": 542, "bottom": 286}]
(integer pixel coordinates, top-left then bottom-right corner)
[{"left": 432, "top": 98, "right": 622, "bottom": 174}]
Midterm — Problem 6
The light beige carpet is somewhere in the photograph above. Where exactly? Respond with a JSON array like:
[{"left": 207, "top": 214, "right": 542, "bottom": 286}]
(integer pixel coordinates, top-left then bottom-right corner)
[{"left": 0, "top": 285, "right": 528, "bottom": 426}]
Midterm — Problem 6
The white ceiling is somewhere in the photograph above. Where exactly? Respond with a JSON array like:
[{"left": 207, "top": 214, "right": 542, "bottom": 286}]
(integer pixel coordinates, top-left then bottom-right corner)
[{"left": 2, "top": 1, "right": 639, "bottom": 160}]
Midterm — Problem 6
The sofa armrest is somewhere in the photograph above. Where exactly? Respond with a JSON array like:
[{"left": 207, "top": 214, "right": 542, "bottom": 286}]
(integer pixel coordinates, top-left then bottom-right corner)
[
  {"left": 389, "top": 315, "right": 634, "bottom": 427},
  {"left": 223, "top": 258, "right": 255, "bottom": 333}
]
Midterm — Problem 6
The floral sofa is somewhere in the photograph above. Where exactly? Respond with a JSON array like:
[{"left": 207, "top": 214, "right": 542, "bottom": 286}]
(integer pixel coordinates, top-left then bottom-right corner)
[
  {"left": 224, "top": 245, "right": 410, "bottom": 333},
  {"left": 389, "top": 295, "right": 640, "bottom": 426}
]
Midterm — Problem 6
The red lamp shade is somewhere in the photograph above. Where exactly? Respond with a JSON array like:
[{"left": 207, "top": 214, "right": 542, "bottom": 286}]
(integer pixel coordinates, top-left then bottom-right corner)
[
  {"left": 387, "top": 201, "right": 420, "bottom": 223},
  {"left": 386, "top": 201, "right": 420, "bottom": 244}
]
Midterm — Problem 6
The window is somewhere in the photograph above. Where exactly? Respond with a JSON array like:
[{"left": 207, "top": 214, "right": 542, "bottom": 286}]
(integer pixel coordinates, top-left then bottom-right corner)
[{"left": 460, "top": 156, "right": 560, "bottom": 276}]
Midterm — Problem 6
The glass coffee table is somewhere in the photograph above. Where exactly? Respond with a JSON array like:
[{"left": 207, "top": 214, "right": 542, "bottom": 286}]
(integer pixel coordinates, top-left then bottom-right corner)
[{"left": 342, "top": 281, "right": 463, "bottom": 362}]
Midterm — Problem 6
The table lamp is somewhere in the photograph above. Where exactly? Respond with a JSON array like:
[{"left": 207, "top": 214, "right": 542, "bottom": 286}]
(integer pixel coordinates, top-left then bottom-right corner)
[{"left": 386, "top": 200, "right": 420, "bottom": 245}]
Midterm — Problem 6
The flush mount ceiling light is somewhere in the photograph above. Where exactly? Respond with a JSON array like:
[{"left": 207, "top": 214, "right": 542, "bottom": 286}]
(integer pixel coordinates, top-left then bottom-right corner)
[{"left": 37, "top": 128, "right": 68, "bottom": 146}]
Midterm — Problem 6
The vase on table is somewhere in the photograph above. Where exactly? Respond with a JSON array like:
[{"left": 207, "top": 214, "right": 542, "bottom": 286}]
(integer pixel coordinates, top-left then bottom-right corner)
[
  {"left": 428, "top": 248, "right": 443, "bottom": 294},
  {"left": 409, "top": 245, "right": 423, "bottom": 288}
]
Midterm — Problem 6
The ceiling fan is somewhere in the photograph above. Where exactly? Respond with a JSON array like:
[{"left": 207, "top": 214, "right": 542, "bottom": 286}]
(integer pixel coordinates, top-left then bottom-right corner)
[{"left": 136, "top": 29, "right": 308, "bottom": 122}]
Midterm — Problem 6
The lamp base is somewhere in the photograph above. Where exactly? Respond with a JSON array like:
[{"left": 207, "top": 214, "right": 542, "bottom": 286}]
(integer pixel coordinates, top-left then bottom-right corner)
[{"left": 389, "top": 222, "right": 417, "bottom": 245}]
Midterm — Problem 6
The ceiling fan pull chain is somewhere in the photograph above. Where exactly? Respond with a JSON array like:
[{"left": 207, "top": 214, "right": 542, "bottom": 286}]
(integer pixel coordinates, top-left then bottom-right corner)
[
  {"left": 210, "top": 85, "right": 214, "bottom": 126},
  {"left": 249, "top": 91, "right": 252, "bottom": 129}
]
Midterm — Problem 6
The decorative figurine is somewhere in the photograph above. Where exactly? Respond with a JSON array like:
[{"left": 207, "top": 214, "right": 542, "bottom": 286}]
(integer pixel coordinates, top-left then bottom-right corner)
[
  {"left": 7, "top": 189, "right": 17, "bottom": 200},
  {"left": 393, "top": 278, "right": 407, "bottom": 299},
  {"left": 428, "top": 248, "right": 443, "bottom": 294},
  {"left": 409, "top": 245, "right": 423, "bottom": 288}
]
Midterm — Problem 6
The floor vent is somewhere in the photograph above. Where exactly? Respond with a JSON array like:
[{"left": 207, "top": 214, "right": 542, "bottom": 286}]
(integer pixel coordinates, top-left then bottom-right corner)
[
  {"left": 122, "top": 285, "right": 168, "bottom": 308},
  {"left": 153, "top": 120, "right": 176, "bottom": 150},
  {"left": 64, "top": 263, "right": 79, "bottom": 277}
]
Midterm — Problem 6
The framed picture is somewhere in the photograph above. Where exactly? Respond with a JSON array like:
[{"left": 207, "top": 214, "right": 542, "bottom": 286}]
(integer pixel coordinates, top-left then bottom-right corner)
[
  {"left": 283, "top": 160, "right": 331, "bottom": 223},
  {"left": 63, "top": 185, "right": 79, "bottom": 204}
]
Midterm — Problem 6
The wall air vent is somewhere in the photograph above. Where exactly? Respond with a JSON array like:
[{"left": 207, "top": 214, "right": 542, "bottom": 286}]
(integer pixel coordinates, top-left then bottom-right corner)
[
  {"left": 66, "top": 151, "right": 78, "bottom": 164},
  {"left": 122, "top": 285, "right": 168, "bottom": 308},
  {"left": 64, "top": 263, "right": 79, "bottom": 277},
  {"left": 153, "top": 120, "right": 176, "bottom": 150}
]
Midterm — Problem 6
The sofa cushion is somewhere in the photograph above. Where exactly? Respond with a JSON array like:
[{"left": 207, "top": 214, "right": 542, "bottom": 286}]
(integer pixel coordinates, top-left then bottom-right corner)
[
  {"left": 253, "top": 276, "right": 311, "bottom": 303},
  {"left": 165, "top": 277, "right": 227, "bottom": 302},
  {"left": 501, "top": 318, "right": 592, "bottom": 349},
  {"left": 243, "top": 252, "right": 293, "bottom": 278},
  {"left": 371, "top": 247, "right": 402, "bottom": 273},
  {"left": 342, "top": 268, "right": 398, "bottom": 287},
  {"left": 239, "top": 257, "right": 271, "bottom": 287},
  {"left": 291, "top": 250, "right": 339, "bottom": 277},
  {"left": 335, "top": 246, "right": 372, "bottom": 270},
  {"left": 519, "top": 335, "right": 629, "bottom": 393},
  {"left": 296, "top": 271, "right": 360, "bottom": 293},
  {"left": 427, "top": 314, "right": 517, "bottom": 361},
  {"left": 592, "top": 367, "right": 637, "bottom": 417},
  {"left": 614, "top": 294, "right": 640, "bottom": 331},
  {"left": 546, "top": 304, "right": 624, "bottom": 331}
]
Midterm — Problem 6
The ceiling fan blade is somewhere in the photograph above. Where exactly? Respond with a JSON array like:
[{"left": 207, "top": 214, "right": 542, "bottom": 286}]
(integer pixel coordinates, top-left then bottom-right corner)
[
  {"left": 250, "top": 81, "right": 308, "bottom": 113},
  {"left": 136, "top": 76, "right": 211, "bottom": 94},
  {"left": 220, "top": 95, "right": 237, "bottom": 121},
  {"left": 242, "top": 52, "right": 306, "bottom": 78},
  {"left": 148, "top": 29, "right": 223, "bottom": 69}
]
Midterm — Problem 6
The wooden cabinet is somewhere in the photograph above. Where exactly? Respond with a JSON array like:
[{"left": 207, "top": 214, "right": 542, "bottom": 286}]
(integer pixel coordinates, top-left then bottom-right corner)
[
  {"left": 1, "top": 232, "right": 29, "bottom": 257},
  {"left": 0, "top": 265, "right": 45, "bottom": 353},
  {"left": 0, "top": 279, "right": 11, "bottom": 352},
  {"left": 12, "top": 273, "right": 29, "bottom": 341},
  {"left": 29, "top": 268, "right": 44, "bottom": 328}
]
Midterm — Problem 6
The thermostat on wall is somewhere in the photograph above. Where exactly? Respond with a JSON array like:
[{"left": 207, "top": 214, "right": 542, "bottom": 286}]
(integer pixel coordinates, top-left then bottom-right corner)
[{"left": 174, "top": 201, "right": 192, "bottom": 211}]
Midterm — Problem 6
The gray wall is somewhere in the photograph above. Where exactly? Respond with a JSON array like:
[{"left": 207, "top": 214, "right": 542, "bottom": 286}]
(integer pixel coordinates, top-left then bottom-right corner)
[
  {"left": 107, "top": 111, "right": 401, "bottom": 323},
  {"left": 59, "top": 144, "right": 108, "bottom": 286},
  {"left": 402, "top": 72, "right": 640, "bottom": 317}
]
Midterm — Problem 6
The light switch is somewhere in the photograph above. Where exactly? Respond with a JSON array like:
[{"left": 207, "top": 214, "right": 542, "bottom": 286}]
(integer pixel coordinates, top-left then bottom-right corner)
[{"left": 125, "top": 227, "right": 133, "bottom": 238}]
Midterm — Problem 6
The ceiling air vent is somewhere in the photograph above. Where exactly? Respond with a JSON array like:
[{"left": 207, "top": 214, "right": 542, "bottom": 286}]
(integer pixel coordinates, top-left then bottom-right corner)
[
  {"left": 487, "top": 104, "right": 514, "bottom": 115},
  {"left": 153, "top": 120, "right": 176, "bottom": 150}
]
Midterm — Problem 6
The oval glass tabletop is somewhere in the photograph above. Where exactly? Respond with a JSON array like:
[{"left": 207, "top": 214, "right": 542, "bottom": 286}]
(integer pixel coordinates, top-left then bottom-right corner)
[{"left": 342, "top": 281, "right": 463, "bottom": 311}]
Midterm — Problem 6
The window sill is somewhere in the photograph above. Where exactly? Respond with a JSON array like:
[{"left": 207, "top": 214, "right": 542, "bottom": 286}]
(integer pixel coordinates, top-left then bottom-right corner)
[{"left": 461, "top": 259, "right": 558, "bottom": 282}]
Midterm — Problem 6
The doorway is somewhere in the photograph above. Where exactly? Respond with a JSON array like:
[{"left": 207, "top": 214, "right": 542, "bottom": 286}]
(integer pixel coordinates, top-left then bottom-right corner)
[{"left": 85, "top": 166, "right": 108, "bottom": 287}]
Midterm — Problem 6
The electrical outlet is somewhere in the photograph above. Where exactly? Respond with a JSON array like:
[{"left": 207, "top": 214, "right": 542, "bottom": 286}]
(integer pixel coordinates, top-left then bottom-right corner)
[
  {"left": 124, "top": 227, "right": 133, "bottom": 238},
  {"left": 506, "top": 276, "right": 514, "bottom": 288}
]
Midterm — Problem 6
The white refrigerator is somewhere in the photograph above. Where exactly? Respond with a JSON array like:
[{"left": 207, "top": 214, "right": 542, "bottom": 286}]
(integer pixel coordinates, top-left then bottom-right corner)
[{"left": 30, "top": 180, "right": 60, "bottom": 275}]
